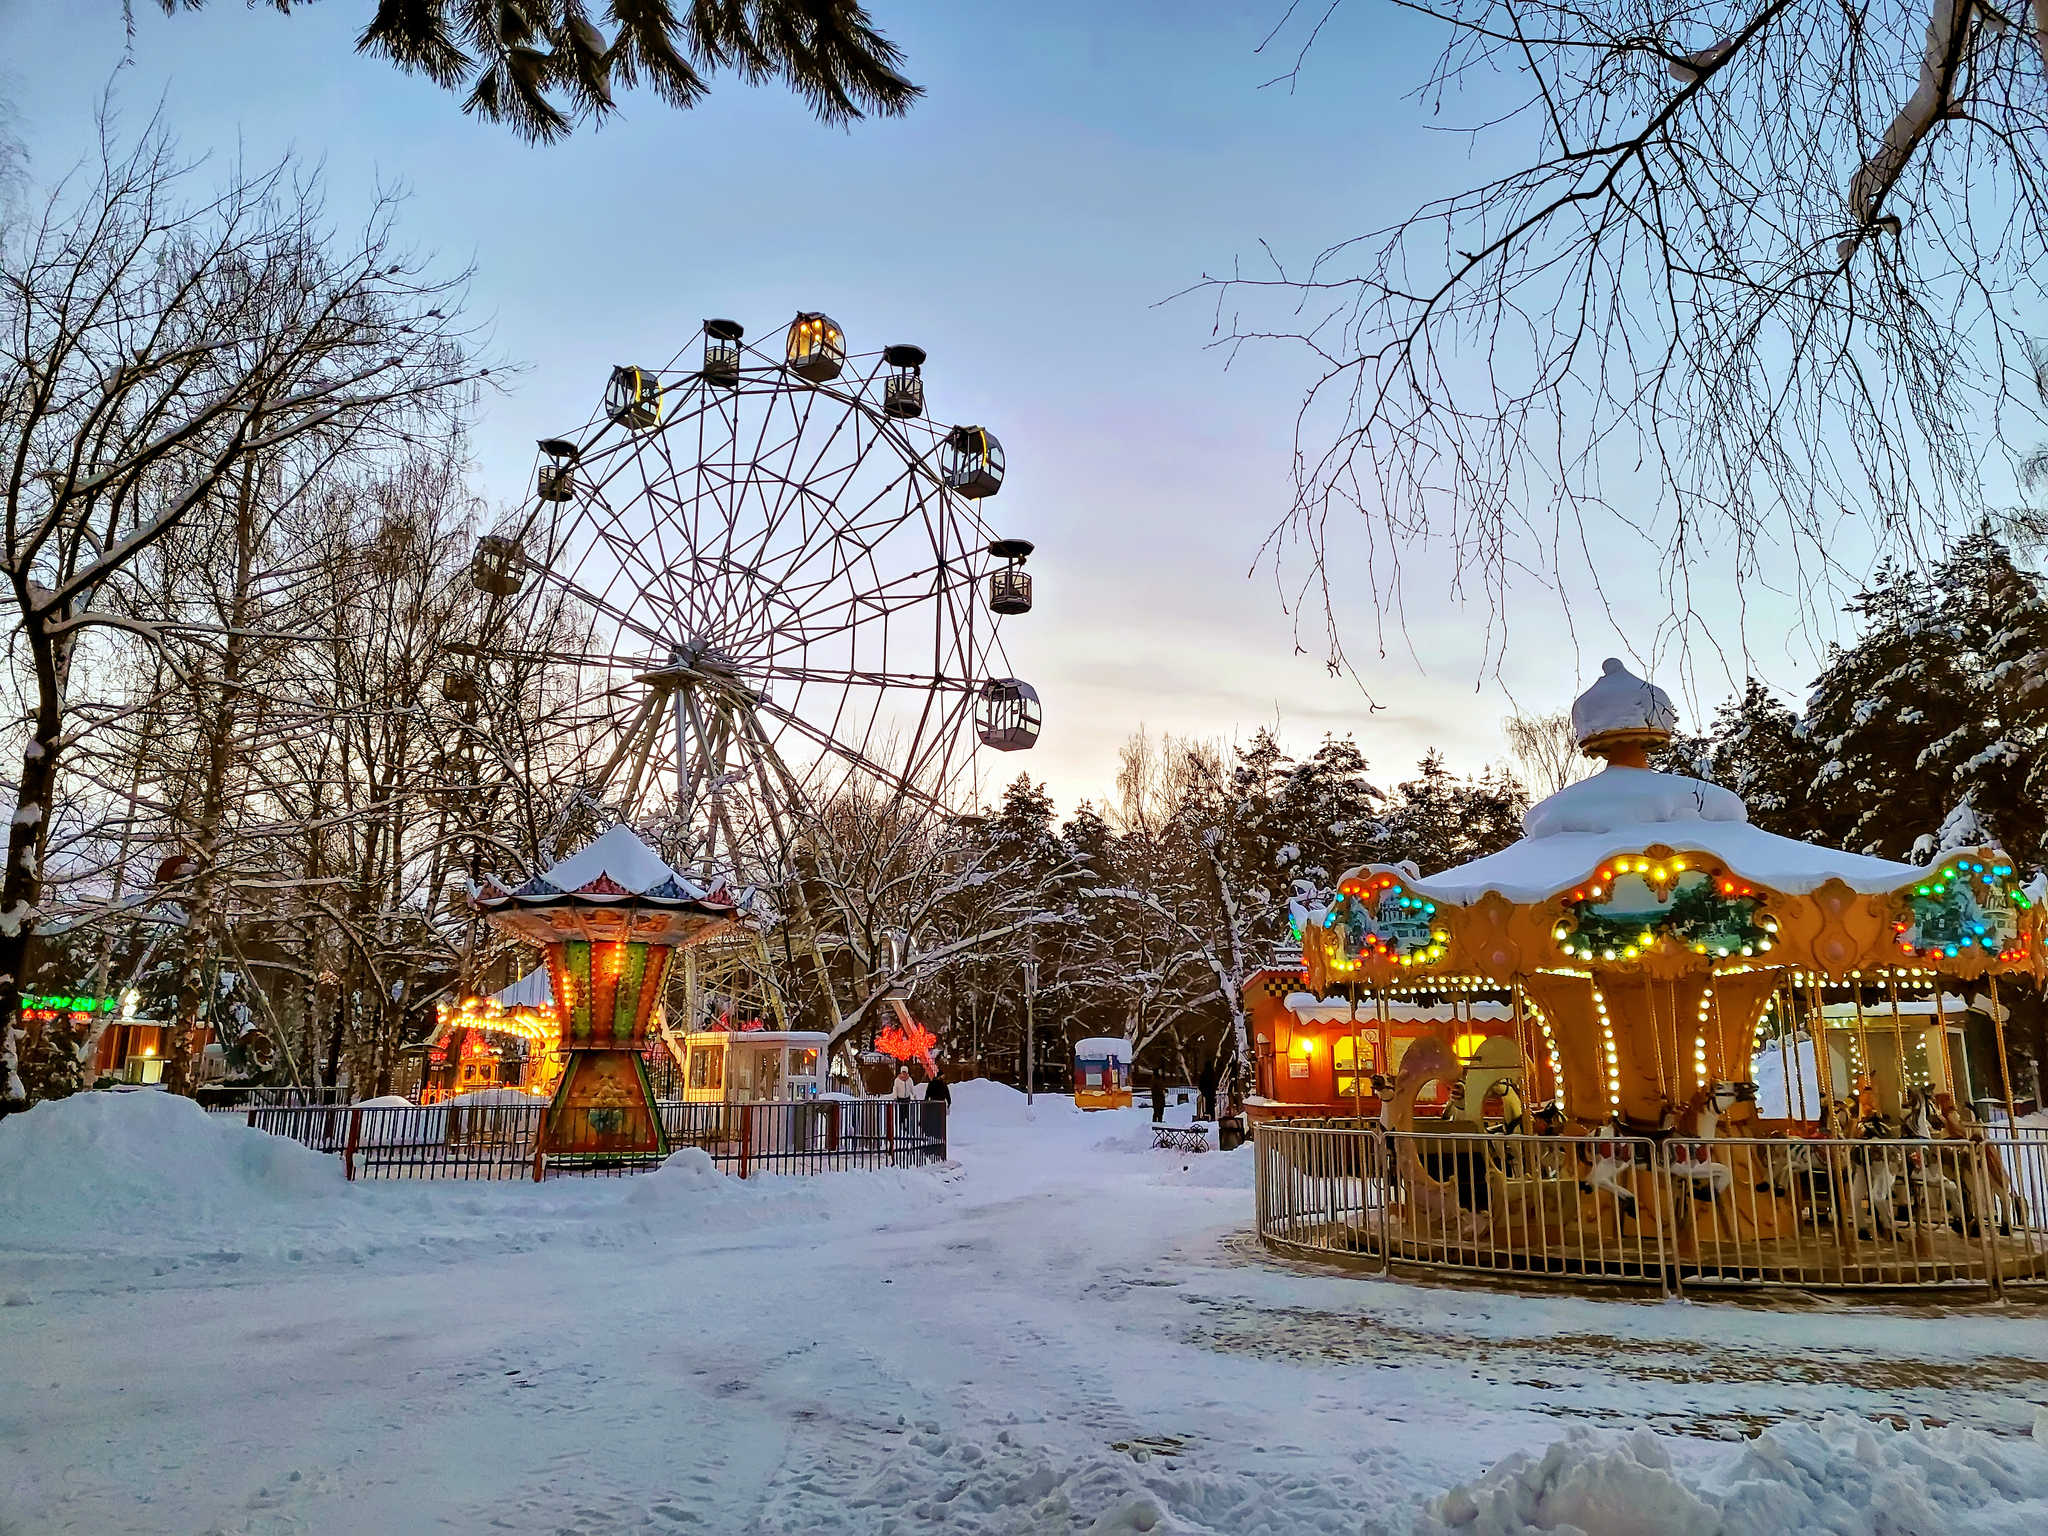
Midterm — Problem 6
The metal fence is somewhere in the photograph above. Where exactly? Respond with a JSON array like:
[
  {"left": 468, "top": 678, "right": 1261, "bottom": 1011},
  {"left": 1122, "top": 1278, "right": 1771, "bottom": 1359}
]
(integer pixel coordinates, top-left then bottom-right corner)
[
  {"left": 242, "top": 1098, "right": 947, "bottom": 1181},
  {"left": 197, "top": 1084, "right": 348, "bottom": 1113},
  {"left": 1255, "top": 1120, "right": 2048, "bottom": 1296}
]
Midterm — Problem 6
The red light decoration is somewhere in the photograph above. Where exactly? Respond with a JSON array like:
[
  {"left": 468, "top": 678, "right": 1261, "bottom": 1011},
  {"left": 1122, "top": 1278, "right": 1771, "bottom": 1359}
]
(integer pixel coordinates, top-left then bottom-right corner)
[{"left": 875, "top": 1019, "right": 938, "bottom": 1072}]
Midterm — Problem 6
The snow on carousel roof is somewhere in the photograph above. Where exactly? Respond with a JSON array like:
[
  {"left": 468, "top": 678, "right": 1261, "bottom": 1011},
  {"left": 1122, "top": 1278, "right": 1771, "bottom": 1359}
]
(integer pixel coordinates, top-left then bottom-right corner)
[
  {"left": 475, "top": 824, "right": 743, "bottom": 912},
  {"left": 1398, "top": 765, "right": 1921, "bottom": 907},
  {"left": 1571, "top": 657, "right": 1677, "bottom": 746}
]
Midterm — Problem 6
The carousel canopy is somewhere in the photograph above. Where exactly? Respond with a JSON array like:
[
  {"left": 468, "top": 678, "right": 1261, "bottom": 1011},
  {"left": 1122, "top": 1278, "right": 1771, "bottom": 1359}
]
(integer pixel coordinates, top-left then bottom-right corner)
[
  {"left": 1412, "top": 765, "right": 1920, "bottom": 908},
  {"left": 474, "top": 824, "right": 748, "bottom": 947},
  {"left": 480, "top": 824, "right": 737, "bottom": 908}
]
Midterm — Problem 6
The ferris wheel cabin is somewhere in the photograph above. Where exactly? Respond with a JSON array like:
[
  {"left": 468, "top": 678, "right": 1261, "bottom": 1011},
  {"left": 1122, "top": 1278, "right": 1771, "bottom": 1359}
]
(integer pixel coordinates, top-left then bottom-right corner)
[
  {"left": 702, "top": 319, "right": 744, "bottom": 387},
  {"left": 606, "top": 365, "right": 663, "bottom": 429},
  {"left": 536, "top": 438, "right": 580, "bottom": 503},
  {"left": 470, "top": 533, "right": 528, "bottom": 597},
  {"left": 883, "top": 344, "right": 926, "bottom": 419},
  {"left": 987, "top": 538, "right": 1033, "bottom": 614},
  {"left": 976, "top": 678, "right": 1041, "bottom": 751},
  {"left": 786, "top": 312, "right": 846, "bottom": 383},
  {"left": 943, "top": 426, "right": 1005, "bottom": 498}
]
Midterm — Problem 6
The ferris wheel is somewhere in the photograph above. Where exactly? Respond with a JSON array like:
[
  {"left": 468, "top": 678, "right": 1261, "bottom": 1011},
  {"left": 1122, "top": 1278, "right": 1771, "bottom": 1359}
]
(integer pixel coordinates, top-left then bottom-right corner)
[{"left": 468, "top": 311, "right": 1041, "bottom": 889}]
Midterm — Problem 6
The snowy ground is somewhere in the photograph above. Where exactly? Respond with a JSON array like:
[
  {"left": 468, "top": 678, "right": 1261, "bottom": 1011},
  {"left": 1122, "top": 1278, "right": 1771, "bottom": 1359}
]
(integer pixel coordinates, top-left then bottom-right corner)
[{"left": 4, "top": 1084, "right": 2048, "bottom": 1536}]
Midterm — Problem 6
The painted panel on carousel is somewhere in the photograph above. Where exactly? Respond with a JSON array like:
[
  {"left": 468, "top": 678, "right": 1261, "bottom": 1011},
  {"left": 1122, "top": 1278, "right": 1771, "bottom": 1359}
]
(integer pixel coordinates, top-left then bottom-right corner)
[
  {"left": 1892, "top": 853, "right": 2028, "bottom": 964},
  {"left": 1321, "top": 869, "right": 1449, "bottom": 974},
  {"left": 1552, "top": 855, "right": 1780, "bottom": 964}
]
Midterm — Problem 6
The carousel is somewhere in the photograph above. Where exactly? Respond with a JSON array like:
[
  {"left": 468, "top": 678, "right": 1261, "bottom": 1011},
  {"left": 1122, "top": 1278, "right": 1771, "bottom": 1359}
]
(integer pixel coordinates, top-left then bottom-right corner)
[
  {"left": 1258, "top": 660, "right": 2048, "bottom": 1292},
  {"left": 473, "top": 824, "right": 748, "bottom": 1164}
]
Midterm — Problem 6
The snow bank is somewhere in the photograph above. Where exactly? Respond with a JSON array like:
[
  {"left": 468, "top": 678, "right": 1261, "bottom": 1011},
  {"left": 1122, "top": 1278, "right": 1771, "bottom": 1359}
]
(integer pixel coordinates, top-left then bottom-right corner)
[
  {"left": 0, "top": 1090, "right": 341, "bottom": 1239},
  {"left": 1418, "top": 1413, "right": 2048, "bottom": 1536},
  {"left": 0, "top": 1091, "right": 957, "bottom": 1263},
  {"left": 949, "top": 1077, "right": 1080, "bottom": 1128}
]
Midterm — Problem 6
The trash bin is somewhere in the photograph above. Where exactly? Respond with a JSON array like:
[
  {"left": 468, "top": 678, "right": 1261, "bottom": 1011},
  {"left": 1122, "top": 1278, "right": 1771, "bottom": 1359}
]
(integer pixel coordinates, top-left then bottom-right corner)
[{"left": 1217, "top": 1115, "right": 1247, "bottom": 1151}]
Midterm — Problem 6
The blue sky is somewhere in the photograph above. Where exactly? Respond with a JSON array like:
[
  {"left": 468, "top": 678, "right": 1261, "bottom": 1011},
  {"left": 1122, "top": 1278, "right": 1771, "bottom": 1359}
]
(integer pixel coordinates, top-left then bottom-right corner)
[{"left": 0, "top": 1, "right": 1884, "bottom": 812}]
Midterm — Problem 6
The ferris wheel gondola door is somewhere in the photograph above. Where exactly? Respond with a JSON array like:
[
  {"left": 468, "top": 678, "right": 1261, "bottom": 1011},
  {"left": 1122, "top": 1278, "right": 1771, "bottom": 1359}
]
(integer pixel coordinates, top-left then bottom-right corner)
[{"left": 976, "top": 678, "right": 1041, "bottom": 751}]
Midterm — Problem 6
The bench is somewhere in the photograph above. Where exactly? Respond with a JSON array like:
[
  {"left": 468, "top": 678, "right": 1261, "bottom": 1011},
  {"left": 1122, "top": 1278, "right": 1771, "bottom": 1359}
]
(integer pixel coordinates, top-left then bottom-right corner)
[{"left": 1152, "top": 1123, "right": 1211, "bottom": 1154}]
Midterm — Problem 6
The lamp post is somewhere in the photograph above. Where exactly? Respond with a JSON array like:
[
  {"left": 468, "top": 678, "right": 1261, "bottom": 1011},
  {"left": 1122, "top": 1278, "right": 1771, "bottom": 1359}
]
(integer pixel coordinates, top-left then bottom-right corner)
[{"left": 1022, "top": 955, "right": 1039, "bottom": 1104}]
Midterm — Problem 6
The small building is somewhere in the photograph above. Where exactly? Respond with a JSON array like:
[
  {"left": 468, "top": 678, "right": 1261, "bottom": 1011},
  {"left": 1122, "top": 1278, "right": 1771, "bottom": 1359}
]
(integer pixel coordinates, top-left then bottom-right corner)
[
  {"left": 1242, "top": 968, "right": 1523, "bottom": 1121},
  {"left": 69, "top": 992, "right": 189, "bottom": 1085},
  {"left": 676, "top": 1029, "right": 829, "bottom": 1103},
  {"left": 1073, "top": 1037, "right": 1133, "bottom": 1109}
]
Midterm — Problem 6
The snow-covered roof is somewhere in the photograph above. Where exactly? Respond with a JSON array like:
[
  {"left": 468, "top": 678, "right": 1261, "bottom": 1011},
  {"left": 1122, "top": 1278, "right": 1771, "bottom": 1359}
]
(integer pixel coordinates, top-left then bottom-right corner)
[
  {"left": 476, "top": 824, "right": 744, "bottom": 913},
  {"left": 1389, "top": 764, "right": 1922, "bottom": 907},
  {"left": 493, "top": 967, "right": 553, "bottom": 1010},
  {"left": 1571, "top": 658, "right": 1677, "bottom": 746},
  {"left": 1074, "top": 1037, "right": 1132, "bottom": 1062},
  {"left": 503, "top": 825, "right": 707, "bottom": 902}
]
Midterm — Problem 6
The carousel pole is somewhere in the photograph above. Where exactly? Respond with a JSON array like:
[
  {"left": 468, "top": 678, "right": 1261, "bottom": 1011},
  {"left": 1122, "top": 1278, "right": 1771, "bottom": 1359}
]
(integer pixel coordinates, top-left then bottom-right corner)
[
  {"left": 1989, "top": 971, "right": 2020, "bottom": 1131},
  {"left": 1375, "top": 986, "right": 1390, "bottom": 1105},
  {"left": 1511, "top": 981, "right": 1533, "bottom": 1102},
  {"left": 1780, "top": 979, "right": 1809, "bottom": 1126},
  {"left": 1672, "top": 978, "right": 1690, "bottom": 1096},
  {"left": 1889, "top": 967, "right": 1943, "bottom": 1099},
  {"left": 1850, "top": 977, "right": 1874, "bottom": 1114},
  {"left": 1884, "top": 973, "right": 1909, "bottom": 1101},
  {"left": 1805, "top": 974, "right": 1834, "bottom": 1128},
  {"left": 1348, "top": 983, "right": 1363, "bottom": 1122},
  {"left": 1774, "top": 986, "right": 1796, "bottom": 1123},
  {"left": 1646, "top": 979, "right": 1671, "bottom": 1112}
]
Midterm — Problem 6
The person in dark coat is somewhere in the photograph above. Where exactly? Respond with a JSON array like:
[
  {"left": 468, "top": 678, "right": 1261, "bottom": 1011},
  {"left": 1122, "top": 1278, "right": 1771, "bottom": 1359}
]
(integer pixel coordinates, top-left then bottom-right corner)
[
  {"left": 1150, "top": 1078, "right": 1166, "bottom": 1123},
  {"left": 925, "top": 1067, "right": 951, "bottom": 1105}
]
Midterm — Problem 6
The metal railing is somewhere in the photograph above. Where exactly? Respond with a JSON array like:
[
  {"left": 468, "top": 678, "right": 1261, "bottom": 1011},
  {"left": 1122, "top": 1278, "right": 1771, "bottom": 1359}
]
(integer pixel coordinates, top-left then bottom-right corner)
[
  {"left": 1255, "top": 1120, "right": 2047, "bottom": 1296},
  {"left": 241, "top": 1098, "right": 947, "bottom": 1181},
  {"left": 197, "top": 1084, "right": 348, "bottom": 1113}
]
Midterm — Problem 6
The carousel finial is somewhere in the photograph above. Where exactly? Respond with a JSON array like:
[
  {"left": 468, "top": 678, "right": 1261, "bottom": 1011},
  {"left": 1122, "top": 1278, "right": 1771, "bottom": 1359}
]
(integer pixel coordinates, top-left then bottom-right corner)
[{"left": 1571, "top": 657, "right": 1678, "bottom": 768}]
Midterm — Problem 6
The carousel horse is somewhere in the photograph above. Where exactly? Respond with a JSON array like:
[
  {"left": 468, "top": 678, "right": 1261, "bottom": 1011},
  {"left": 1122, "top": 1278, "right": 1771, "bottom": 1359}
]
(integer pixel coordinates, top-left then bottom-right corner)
[
  {"left": 1663, "top": 1080, "right": 1774, "bottom": 1245},
  {"left": 1523, "top": 1100, "right": 1574, "bottom": 1177},
  {"left": 1845, "top": 1110, "right": 1938, "bottom": 1241},
  {"left": 1382, "top": 1037, "right": 1492, "bottom": 1242},
  {"left": 1753, "top": 1134, "right": 1836, "bottom": 1232},
  {"left": 1574, "top": 1123, "right": 1648, "bottom": 1227},
  {"left": 1934, "top": 1092, "right": 2029, "bottom": 1235},
  {"left": 1896, "top": 1086, "right": 1969, "bottom": 1232}
]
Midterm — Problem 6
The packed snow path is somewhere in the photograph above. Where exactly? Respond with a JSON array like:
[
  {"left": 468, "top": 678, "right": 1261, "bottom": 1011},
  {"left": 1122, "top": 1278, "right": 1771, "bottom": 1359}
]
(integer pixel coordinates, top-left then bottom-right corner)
[{"left": 3, "top": 1084, "right": 2047, "bottom": 1535}]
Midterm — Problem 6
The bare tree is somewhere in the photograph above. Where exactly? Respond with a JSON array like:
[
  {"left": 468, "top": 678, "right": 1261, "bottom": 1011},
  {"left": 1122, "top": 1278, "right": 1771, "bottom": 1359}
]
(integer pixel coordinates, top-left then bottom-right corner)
[
  {"left": 1208, "top": 2, "right": 2048, "bottom": 666},
  {"left": 0, "top": 120, "right": 480, "bottom": 1103},
  {"left": 1503, "top": 708, "right": 1592, "bottom": 795}
]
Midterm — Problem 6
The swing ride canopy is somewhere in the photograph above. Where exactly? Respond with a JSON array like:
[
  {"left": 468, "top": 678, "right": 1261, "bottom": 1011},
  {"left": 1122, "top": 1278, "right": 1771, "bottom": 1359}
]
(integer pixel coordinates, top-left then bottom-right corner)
[
  {"left": 1299, "top": 660, "right": 2046, "bottom": 1125},
  {"left": 474, "top": 823, "right": 748, "bottom": 948}
]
